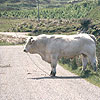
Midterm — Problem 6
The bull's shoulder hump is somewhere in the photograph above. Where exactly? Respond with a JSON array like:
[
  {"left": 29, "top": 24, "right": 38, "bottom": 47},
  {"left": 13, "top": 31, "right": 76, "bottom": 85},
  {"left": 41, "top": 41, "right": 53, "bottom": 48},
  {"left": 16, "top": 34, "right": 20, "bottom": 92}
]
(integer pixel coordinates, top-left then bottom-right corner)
[{"left": 37, "top": 34, "right": 48, "bottom": 39}]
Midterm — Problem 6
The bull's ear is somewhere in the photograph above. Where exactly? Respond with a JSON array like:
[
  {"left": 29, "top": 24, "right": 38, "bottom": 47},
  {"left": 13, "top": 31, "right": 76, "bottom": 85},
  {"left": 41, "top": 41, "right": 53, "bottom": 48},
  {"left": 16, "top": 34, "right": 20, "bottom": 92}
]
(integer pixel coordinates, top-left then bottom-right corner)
[
  {"left": 28, "top": 37, "right": 33, "bottom": 44},
  {"left": 31, "top": 39, "right": 35, "bottom": 43},
  {"left": 29, "top": 37, "right": 33, "bottom": 41},
  {"left": 31, "top": 37, "right": 36, "bottom": 43}
]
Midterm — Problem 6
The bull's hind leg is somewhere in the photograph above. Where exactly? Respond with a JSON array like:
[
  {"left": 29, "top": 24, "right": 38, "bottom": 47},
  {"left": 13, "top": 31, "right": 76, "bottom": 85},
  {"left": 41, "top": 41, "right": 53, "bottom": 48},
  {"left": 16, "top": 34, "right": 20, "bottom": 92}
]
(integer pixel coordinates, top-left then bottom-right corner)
[
  {"left": 89, "top": 56, "right": 97, "bottom": 71},
  {"left": 82, "top": 54, "right": 88, "bottom": 71},
  {"left": 50, "top": 61, "right": 57, "bottom": 77},
  {"left": 50, "top": 55, "right": 58, "bottom": 77}
]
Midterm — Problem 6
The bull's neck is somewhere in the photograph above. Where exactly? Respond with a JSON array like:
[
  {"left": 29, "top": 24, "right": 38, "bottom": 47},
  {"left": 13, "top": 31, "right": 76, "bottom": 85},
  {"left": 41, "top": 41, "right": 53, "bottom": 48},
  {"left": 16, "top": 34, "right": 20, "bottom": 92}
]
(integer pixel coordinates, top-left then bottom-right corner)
[
  {"left": 36, "top": 48, "right": 46, "bottom": 60},
  {"left": 34, "top": 41, "right": 46, "bottom": 60}
]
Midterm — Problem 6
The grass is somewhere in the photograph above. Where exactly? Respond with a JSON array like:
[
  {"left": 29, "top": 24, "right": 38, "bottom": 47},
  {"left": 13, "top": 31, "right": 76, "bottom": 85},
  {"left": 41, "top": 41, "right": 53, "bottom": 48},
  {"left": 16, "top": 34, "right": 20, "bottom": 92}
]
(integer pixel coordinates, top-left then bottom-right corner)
[
  {"left": 87, "top": 6, "right": 100, "bottom": 21},
  {"left": 0, "top": 41, "right": 25, "bottom": 46},
  {"left": 0, "top": 41, "right": 14, "bottom": 46},
  {"left": 59, "top": 63, "right": 100, "bottom": 87},
  {"left": 0, "top": 18, "right": 28, "bottom": 32}
]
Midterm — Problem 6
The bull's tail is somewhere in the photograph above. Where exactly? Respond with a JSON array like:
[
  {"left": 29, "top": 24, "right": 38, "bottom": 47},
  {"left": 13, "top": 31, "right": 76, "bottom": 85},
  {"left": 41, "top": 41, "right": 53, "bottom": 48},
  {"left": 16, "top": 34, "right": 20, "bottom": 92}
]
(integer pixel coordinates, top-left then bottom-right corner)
[{"left": 89, "top": 34, "right": 97, "bottom": 43}]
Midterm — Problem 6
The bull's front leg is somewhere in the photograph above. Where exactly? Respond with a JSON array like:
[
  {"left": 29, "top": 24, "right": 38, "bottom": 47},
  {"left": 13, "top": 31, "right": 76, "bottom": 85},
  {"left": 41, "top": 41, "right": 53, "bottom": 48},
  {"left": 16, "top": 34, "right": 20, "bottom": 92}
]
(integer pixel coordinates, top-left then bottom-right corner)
[
  {"left": 50, "top": 55, "right": 57, "bottom": 77},
  {"left": 50, "top": 65, "right": 56, "bottom": 77}
]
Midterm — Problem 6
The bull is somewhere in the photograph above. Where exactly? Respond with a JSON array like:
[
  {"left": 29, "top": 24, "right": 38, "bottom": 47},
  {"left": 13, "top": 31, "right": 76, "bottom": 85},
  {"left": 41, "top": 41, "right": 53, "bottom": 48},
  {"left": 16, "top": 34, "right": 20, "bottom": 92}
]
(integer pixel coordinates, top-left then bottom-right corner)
[{"left": 24, "top": 34, "right": 97, "bottom": 76}]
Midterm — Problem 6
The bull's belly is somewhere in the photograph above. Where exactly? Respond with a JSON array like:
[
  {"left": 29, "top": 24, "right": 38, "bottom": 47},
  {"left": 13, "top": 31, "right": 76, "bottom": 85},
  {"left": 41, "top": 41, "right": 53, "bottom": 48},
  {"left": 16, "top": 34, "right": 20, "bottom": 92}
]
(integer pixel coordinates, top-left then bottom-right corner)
[{"left": 59, "top": 50, "right": 81, "bottom": 59}]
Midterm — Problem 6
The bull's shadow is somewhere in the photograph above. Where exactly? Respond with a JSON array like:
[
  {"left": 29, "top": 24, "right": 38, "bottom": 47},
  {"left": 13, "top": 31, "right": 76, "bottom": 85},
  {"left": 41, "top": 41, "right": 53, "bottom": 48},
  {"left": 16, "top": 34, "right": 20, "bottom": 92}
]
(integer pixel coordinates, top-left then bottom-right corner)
[{"left": 28, "top": 76, "right": 82, "bottom": 80}]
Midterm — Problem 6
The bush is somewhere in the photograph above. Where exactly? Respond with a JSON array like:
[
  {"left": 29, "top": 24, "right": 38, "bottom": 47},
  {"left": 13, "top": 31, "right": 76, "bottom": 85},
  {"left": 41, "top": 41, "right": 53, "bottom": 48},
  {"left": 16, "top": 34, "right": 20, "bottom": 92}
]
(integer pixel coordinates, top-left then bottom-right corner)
[{"left": 80, "top": 19, "right": 91, "bottom": 28}]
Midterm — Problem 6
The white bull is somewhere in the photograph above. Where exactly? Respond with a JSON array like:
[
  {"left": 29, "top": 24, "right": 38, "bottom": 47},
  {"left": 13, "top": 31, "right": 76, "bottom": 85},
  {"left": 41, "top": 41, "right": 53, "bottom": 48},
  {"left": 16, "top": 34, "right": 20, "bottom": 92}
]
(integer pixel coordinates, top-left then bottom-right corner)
[{"left": 24, "top": 34, "right": 97, "bottom": 76}]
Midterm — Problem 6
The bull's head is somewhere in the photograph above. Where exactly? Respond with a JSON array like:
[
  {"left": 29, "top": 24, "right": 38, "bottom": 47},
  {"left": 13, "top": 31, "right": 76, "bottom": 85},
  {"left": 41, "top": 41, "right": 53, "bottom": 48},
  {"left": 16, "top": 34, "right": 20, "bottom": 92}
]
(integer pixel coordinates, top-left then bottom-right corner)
[{"left": 24, "top": 37, "right": 36, "bottom": 53}]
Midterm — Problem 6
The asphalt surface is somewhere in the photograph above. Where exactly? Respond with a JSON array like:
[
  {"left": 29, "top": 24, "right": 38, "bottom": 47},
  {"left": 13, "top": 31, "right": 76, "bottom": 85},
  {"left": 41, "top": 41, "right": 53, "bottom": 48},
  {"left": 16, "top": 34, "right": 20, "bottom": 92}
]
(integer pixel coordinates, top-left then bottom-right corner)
[{"left": 0, "top": 46, "right": 100, "bottom": 100}]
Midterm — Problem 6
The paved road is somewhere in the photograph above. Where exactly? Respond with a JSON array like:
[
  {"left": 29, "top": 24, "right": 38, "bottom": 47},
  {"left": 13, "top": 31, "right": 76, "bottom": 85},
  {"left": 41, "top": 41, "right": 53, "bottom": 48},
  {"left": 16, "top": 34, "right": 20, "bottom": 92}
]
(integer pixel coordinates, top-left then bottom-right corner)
[{"left": 0, "top": 46, "right": 100, "bottom": 100}]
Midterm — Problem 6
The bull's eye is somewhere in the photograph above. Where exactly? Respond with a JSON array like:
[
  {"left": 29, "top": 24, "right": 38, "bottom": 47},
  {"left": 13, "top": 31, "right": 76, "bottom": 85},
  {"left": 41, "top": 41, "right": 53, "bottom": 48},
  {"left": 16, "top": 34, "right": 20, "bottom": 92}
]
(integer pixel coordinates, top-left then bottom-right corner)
[{"left": 28, "top": 41, "right": 32, "bottom": 45}]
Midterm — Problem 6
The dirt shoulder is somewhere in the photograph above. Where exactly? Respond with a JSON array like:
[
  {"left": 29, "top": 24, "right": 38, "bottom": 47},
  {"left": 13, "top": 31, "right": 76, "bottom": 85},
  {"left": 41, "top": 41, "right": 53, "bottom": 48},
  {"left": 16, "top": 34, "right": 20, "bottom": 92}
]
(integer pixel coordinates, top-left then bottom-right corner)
[{"left": 0, "top": 32, "right": 28, "bottom": 45}]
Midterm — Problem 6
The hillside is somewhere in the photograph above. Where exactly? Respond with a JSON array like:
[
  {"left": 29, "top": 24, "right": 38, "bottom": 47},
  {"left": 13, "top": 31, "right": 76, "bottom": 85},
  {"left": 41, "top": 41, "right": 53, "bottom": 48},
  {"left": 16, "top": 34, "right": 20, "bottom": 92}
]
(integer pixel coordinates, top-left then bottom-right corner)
[
  {"left": 0, "top": 0, "right": 100, "bottom": 33},
  {"left": 0, "top": 0, "right": 83, "bottom": 4},
  {"left": 0, "top": 0, "right": 98, "bottom": 19},
  {"left": 0, "top": 0, "right": 84, "bottom": 11}
]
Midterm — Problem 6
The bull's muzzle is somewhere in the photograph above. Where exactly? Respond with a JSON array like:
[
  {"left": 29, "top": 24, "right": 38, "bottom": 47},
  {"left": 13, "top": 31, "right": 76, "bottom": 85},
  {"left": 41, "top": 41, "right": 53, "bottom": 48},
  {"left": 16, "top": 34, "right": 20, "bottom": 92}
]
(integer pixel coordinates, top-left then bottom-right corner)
[{"left": 23, "top": 49, "right": 27, "bottom": 53}]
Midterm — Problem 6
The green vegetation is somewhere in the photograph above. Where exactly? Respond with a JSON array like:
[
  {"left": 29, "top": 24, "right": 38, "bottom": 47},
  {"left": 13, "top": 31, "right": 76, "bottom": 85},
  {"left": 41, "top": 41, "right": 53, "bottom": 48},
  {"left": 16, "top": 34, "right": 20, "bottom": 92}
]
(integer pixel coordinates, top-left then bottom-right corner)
[
  {"left": 0, "top": 0, "right": 100, "bottom": 35},
  {"left": 0, "top": 0, "right": 84, "bottom": 10},
  {"left": 88, "top": 6, "right": 100, "bottom": 21},
  {"left": 0, "top": 1, "right": 98, "bottom": 19},
  {"left": 12, "top": 19, "right": 79, "bottom": 35},
  {"left": 0, "top": 18, "right": 80, "bottom": 34},
  {"left": 0, "top": 41, "right": 14, "bottom": 45}
]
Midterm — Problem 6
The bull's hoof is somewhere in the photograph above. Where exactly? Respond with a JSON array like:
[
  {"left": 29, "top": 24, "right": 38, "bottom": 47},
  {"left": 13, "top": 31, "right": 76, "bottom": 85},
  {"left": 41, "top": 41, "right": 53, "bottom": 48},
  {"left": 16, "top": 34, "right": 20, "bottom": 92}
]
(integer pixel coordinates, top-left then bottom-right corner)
[{"left": 50, "top": 71, "right": 56, "bottom": 77}]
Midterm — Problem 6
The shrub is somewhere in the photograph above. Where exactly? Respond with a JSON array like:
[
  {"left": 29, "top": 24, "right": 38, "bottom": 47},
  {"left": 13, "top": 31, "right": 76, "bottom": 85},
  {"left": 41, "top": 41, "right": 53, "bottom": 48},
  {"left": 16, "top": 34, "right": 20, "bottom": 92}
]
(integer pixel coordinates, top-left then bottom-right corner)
[{"left": 80, "top": 18, "right": 91, "bottom": 27}]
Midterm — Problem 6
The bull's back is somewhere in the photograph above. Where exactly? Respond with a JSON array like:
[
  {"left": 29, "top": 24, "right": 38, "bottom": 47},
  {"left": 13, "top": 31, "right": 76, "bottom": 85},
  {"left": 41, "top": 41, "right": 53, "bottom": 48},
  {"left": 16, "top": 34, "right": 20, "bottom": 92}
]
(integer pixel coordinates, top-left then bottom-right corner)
[
  {"left": 37, "top": 34, "right": 95, "bottom": 55},
  {"left": 54, "top": 35, "right": 93, "bottom": 56},
  {"left": 43, "top": 35, "right": 81, "bottom": 56}
]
